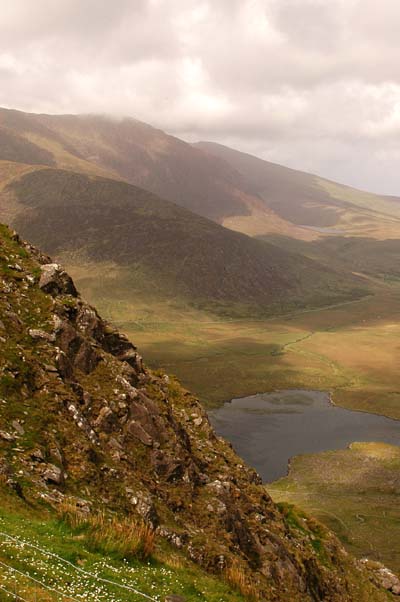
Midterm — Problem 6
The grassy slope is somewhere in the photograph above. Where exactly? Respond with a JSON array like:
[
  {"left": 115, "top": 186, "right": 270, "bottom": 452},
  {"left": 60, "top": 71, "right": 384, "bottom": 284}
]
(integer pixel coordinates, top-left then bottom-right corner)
[
  {"left": 268, "top": 443, "right": 400, "bottom": 574},
  {"left": 0, "top": 489, "right": 246, "bottom": 602},
  {"left": 196, "top": 141, "right": 400, "bottom": 239},
  {"left": 0, "top": 166, "right": 366, "bottom": 318},
  {"left": 0, "top": 107, "right": 258, "bottom": 222}
]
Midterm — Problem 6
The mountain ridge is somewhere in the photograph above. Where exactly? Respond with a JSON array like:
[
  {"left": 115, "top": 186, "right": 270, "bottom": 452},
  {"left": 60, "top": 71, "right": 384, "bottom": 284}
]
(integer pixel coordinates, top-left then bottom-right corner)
[
  {"left": 3, "top": 107, "right": 400, "bottom": 242},
  {"left": 0, "top": 163, "right": 367, "bottom": 318},
  {"left": 195, "top": 140, "right": 400, "bottom": 240}
]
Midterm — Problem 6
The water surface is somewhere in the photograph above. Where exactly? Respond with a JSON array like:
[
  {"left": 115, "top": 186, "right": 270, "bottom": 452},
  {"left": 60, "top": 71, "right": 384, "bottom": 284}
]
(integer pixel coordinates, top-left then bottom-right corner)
[{"left": 209, "top": 390, "right": 400, "bottom": 482}]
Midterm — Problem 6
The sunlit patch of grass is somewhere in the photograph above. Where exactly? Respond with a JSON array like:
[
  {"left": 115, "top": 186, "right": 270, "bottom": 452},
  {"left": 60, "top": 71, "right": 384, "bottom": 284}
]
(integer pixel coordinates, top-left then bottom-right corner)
[{"left": 268, "top": 442, "right": 400, "bottom": 573}]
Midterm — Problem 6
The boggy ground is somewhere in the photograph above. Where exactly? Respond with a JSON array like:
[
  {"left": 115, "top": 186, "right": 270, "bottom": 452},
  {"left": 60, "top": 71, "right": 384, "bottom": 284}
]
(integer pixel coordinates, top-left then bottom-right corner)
[{"left": 268, "top": 443, "right": 400, "bottom": 574}]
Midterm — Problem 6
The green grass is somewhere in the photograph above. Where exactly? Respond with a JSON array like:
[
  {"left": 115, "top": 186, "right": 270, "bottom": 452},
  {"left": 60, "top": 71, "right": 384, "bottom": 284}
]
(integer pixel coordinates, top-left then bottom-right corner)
[
  {"left": 268, "top": 442, "right": 400, "bottom": 574},
  {"left": 318, "top": 178, "right": 400, "bottom": 222},
  {"left": 0, "top": 489, "right": 247, "bottom": 602}
]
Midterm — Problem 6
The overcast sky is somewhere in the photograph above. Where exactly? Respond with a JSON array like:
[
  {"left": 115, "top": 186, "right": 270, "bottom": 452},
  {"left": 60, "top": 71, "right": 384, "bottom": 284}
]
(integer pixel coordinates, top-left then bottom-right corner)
[{"left": 1, "top": 0, "right": 400, "bottom": 194}]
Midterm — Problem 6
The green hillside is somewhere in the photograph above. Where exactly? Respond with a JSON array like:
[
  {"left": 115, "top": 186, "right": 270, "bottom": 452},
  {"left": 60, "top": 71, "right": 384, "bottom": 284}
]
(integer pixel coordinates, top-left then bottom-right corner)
[
  {"left": 195, "top": 141, "right": 400, "bottom": 239},
  {"left": 2, "top": 166, "right": 366, "bottom": 318}
]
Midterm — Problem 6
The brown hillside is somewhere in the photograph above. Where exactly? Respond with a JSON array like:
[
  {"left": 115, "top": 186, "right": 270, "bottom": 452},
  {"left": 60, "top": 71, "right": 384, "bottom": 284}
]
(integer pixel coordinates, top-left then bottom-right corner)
[{"left": 1, "top": 167, "right": 366, "bottom": 316}]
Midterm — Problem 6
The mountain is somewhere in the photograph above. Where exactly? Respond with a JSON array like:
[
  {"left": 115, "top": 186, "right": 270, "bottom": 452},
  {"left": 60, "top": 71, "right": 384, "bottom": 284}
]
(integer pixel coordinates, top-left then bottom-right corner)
[
  {"left": 261, "top": 233, "right": 400, "bottom": 284},
  {"left": 0, "top": 107, "right": 261, "bottom": 220},
  {"left": 0, "top": 222, "right": 390, "bottom": 600},
  {"left": 2, "top": 107, "right": 400, "bottom": 243},
  {"left": 0, "top": 164, "right": 366, "bottom": 317},
  {"left": 195, "top": 141, "right": 400, "bottom": 240},
  {"left": 192, "top": 141, "right": 400, "bottom": 284},
  {"left": 0, "top": 107, "right": 325, "bottom": 240}
]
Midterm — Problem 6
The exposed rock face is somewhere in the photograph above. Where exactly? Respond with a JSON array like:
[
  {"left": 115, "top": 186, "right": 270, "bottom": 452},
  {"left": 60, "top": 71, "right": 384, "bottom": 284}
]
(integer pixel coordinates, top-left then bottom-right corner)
[
  {"left": 28, "top": 328, "right": 56, "bottom": 342},
  {"left": 361, "top": 559, "right": 400, "bottom": 595},
  {"left": 39, "top": 263, "right": 77, "bottom": 296},
  {"left": 42, "top": 464, "right": 64, "bottom": 485},
  {"left": 0, "top": 225, "right": 391, "bottom": 601}
]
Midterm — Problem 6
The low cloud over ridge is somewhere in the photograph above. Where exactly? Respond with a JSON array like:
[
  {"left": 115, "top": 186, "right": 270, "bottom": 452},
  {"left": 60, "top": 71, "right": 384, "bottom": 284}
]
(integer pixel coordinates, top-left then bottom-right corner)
[{"left": 1, "top": 0, "right": 400, "bottom": 194}]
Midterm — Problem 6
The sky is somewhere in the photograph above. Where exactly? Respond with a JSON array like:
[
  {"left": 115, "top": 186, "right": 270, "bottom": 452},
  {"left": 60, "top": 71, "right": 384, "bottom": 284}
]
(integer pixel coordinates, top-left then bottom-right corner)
[{"left": 1, "top": 0, "right": 400, "bottom": 194}]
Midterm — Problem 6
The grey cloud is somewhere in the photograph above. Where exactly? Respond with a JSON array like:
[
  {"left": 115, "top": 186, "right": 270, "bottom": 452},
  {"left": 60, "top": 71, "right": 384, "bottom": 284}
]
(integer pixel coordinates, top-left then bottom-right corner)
[
  {"left": 267, "top": 0, "right": 345, "bottom": 51},
  {"left": 1, "top": 0, "right": 400, "bottom": 193}
]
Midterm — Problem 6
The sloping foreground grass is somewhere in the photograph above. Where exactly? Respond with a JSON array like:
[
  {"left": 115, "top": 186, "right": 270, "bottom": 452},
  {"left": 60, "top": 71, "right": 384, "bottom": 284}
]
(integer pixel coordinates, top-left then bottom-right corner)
[
  {"left": 268, "top": 442, "right": 400, "bottom": 574},
  {"left": 0, "top": 490, "right": 246, "bottom": 602}
]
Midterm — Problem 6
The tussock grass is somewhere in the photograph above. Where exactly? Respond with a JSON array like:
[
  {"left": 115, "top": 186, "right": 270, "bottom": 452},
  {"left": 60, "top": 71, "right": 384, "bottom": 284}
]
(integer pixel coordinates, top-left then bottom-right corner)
[
  {"left": 0, "top": 495, "right": 248, "bottom": 602},
  {"left": 224, "top": 562, "right": 259, "bottom": 601},
  {"left": 58, "top": 502, "right": 155, "bottom": 560}
]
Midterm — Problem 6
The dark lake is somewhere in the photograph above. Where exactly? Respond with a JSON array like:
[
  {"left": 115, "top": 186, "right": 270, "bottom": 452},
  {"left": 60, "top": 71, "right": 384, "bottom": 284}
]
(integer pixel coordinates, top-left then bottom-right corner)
[{"left": 209, "top": 390, "right": 400, "bottom": 482}]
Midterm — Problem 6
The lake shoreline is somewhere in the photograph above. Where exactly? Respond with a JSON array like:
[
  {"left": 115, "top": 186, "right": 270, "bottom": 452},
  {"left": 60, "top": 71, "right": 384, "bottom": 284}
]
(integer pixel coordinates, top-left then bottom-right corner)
[{"left": 210, "top": 389, "right": 400, "bottom": 483}]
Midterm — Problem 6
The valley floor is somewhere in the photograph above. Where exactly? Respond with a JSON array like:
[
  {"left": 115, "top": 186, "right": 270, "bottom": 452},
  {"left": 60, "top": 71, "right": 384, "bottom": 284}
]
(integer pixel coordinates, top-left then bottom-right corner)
[{"left": 73, "top": 275, "right": 400, "bottom": 418}]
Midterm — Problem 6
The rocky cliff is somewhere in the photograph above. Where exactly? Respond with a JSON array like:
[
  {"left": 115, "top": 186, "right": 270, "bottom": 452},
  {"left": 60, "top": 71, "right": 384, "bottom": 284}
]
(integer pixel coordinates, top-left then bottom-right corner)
[{"left": 0, "top": 223, "right": 390, "bottom": 601}]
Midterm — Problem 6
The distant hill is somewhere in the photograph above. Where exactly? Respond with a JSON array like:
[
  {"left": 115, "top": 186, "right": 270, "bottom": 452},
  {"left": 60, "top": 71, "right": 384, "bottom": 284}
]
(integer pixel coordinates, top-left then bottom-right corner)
[
  {"left": 195, "top": 141, "right": 400, "bottom": 239},
  {"left": 0, "top": 166, "right": 366, "bottom": 317},
  {"left": 0, "top": 107, "right": 257, "bottom": 220},
  {"left": 0, "top": 108, "right": 321, "bottom": 240},
  {"left": 195, "top": 141, "right": 341, "bottom": 226},
  {"left": 2, "top": 108, "right": 400, "bottom": 242}
]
